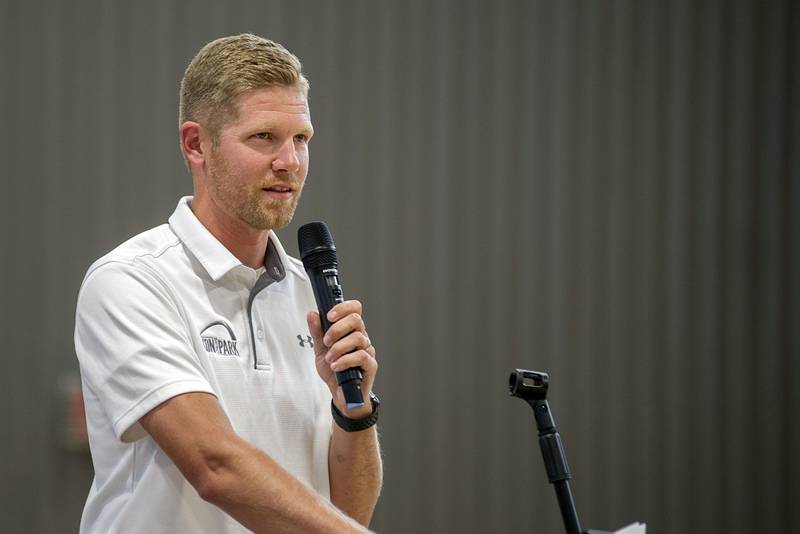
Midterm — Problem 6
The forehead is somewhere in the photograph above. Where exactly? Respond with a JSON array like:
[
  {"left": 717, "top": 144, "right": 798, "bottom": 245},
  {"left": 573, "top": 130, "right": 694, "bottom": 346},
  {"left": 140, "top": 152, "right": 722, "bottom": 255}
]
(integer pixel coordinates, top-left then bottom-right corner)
[{"left": 229, "top": 85, "right": 311, "bottom": 129}]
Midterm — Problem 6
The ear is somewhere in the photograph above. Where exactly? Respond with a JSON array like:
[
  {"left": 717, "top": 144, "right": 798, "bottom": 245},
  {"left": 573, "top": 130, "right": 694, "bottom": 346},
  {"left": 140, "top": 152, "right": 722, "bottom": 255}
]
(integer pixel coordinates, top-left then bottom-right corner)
[{"left": 180, "top": 121, "right": 207, "bottom": 168}]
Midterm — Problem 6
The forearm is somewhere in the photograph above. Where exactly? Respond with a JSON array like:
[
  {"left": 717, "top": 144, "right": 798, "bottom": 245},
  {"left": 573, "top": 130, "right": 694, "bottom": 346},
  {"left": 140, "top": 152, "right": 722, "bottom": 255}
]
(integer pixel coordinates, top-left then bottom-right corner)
[
  {"left": 197, "top": 436, "right": 370, "bottom": 534},
  {"left": 306, "top": 302, "right": 382, "bottom": 525},
  {"left": 328, "top": 424, "right": 383, "bottom": 525}
]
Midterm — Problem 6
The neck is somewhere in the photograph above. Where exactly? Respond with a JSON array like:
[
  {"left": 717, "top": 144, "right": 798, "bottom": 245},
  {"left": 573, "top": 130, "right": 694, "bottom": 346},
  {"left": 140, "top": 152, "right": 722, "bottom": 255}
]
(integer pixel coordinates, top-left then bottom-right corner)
[{"left": 191, "top": 194, "right": 270, "bottom": 270}]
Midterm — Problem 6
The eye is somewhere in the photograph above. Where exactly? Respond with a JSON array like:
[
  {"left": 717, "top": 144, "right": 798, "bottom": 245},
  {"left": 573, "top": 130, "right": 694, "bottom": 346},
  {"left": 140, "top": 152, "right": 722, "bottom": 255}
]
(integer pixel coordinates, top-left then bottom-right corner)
[
  {"left": 252, "top": 132, "right": 273, "bottom": 140},
  {"left": 294, "top": 134, "right": 309, "bottom": 143}
]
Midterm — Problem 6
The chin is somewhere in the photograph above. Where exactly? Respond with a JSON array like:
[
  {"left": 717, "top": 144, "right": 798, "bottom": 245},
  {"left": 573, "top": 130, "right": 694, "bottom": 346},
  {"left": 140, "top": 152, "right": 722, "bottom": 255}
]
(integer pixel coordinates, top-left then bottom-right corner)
[
  {"left": 267, "top": 218, "right": 292, "bottom": 231},
  {"left": 249, "top": 209, "right": 296, "bottom": 231}
]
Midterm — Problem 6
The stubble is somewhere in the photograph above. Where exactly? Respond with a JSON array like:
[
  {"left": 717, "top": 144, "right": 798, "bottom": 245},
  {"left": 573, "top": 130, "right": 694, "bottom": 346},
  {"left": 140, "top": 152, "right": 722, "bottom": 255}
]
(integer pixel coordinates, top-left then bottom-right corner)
[{"left": 206, "top": 152, "right": 303, "bottom": 231}]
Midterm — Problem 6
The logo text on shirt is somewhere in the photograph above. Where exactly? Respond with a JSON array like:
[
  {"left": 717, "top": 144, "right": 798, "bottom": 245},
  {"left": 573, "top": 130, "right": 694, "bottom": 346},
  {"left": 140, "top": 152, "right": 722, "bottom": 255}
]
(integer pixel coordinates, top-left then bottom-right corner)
[{"left": 200, "top": 321, "right": 240, "bottom": 356}]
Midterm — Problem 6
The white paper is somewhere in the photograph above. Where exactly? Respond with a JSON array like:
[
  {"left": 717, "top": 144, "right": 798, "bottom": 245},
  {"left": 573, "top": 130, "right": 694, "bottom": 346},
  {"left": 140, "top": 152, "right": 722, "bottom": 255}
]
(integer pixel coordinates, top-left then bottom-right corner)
[{"left": 614, "top": 522, "right": 646, "bottom": 534}]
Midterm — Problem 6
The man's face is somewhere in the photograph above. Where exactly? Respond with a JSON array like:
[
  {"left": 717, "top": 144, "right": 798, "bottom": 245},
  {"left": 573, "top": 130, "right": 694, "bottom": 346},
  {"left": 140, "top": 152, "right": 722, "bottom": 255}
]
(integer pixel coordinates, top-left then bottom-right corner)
[{"left": 203, "top": 85, "right": 313, "bottom": 231}]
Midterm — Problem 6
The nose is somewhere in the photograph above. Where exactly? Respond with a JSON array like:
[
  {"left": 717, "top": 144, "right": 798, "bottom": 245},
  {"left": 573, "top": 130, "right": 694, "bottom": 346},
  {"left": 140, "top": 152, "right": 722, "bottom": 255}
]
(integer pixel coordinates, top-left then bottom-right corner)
[{"left": 272, "top": 139, "right": 301, "bottom": 174}]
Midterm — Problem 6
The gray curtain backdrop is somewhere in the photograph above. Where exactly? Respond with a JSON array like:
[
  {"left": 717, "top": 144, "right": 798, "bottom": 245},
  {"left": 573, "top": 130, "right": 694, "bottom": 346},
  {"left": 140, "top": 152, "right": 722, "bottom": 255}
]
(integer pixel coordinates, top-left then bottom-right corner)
[{"left": 1, "top": 1, "right": 797, "bottom": 533}]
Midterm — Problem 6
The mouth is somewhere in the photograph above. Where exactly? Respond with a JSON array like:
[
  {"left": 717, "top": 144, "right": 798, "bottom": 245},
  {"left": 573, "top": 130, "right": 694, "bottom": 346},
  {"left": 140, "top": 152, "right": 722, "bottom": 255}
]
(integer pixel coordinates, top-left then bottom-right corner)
[
  {"left": 262, "top": 184, "right": 294, "bottom": 193},
  {"left": 262, "top": 184, "right": 295, "bottom": 200}
]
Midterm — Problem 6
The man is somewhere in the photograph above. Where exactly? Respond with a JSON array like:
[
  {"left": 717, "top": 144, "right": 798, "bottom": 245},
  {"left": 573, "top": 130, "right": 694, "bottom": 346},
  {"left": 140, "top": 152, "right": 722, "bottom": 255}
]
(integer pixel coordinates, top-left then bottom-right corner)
[{"left": 74, "top": 34, "right": 382, "bottom": 533}]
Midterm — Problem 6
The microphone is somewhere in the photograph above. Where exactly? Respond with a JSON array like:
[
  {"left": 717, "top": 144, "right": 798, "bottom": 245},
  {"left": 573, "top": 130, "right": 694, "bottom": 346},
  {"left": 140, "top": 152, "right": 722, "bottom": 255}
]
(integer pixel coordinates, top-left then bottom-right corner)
[{"left": 298, "top": 222, "right": 364, "bottom": 409}]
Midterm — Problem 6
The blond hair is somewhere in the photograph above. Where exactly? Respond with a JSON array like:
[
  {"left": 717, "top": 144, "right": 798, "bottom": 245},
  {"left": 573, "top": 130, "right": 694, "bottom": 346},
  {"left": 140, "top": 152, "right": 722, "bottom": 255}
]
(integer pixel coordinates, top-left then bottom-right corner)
[{"left": 179, "top": 33, "right": 309, "bottom": 142}]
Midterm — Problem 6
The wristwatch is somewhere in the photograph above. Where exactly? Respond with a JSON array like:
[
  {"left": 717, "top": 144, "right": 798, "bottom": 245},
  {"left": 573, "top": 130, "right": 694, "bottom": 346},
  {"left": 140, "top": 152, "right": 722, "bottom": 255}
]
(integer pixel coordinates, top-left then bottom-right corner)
[{"left": 331, "top": 392, "right": 380, "bottom": 432}]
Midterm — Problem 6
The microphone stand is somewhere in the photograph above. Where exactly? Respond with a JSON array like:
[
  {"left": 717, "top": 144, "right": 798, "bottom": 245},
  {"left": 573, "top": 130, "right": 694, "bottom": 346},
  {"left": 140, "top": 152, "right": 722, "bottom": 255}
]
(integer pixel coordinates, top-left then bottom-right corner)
[{"left": 509, "top": 369, "right": 614, "bottom": 534}]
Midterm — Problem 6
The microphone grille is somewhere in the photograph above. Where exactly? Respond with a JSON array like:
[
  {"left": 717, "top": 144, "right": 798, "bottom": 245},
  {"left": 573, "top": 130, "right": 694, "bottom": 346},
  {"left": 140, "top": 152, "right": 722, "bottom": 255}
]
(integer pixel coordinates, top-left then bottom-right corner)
[
  {"left": 301, "top": 249, "right": 338, "bottom": 271},
  {"left": 297, "top": 222, "right": 337, "bottom": 264}
]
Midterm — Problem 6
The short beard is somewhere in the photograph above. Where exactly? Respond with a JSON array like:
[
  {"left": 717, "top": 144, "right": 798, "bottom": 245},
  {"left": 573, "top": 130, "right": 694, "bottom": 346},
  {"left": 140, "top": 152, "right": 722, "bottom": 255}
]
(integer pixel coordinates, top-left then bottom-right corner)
[
  {"left": 242, "top": 189, "right": 302, "bottom": 230},
  {"left": 206, "top": 153, "right": 302, "bottom": 231}
]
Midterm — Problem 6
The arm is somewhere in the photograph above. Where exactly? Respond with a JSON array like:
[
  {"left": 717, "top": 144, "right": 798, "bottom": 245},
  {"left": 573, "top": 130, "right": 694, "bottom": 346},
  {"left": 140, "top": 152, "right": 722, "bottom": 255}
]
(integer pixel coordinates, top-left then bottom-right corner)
[
  {"left": 307, "top": 301, "right": 384, "bottom": 525},
  {"left": 328, "top": 404, "right": 382, "bottom": 524},
  {"left": 77, "top": 264, "right": 367, "bottom": 531},
  {"left": 139, "top": 391, "right": 371, "bottom": 534}
]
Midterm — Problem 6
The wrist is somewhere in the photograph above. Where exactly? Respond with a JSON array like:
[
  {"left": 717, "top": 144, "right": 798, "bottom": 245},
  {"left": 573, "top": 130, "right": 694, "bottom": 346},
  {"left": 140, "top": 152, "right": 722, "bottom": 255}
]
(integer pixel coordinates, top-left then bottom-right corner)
[
  {"left": 331, "top": 392, "right": 380, "bottom": 432},
  {"left": 333, "top": 396, "right": 371, "bottom": 419}
]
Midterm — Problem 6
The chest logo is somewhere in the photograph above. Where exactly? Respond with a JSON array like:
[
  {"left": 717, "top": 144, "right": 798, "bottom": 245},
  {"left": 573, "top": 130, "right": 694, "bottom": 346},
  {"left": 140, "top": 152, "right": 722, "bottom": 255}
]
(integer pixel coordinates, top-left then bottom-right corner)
[
  {"left": 200, "top": 321, "right": 240, "bottom": 356},
  {"left": 297, "top": 334, "right": 314, "bottom": 348}
]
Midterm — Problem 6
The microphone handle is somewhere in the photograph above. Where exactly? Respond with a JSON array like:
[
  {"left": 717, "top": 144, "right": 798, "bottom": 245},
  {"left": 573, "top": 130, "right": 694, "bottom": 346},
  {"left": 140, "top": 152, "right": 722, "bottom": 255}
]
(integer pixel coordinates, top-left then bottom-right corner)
[{"left": 308, "top": 264, "right": 365, "bottom": 409}]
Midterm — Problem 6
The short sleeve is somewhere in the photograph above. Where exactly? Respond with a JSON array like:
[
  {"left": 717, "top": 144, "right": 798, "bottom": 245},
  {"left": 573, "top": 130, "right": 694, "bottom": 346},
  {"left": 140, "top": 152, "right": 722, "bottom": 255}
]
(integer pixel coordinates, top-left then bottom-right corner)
[{"left": 75, "top": 261, "right": 215, "bottom": 442}]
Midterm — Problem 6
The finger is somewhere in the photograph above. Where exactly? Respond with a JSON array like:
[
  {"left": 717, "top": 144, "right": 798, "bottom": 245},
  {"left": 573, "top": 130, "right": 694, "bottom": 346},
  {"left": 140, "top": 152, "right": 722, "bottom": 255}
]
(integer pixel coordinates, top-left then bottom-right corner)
[
  {"left": 330, "top": 350, "right": 379, "bottom": 375},
  {"left": 306, "top": 311, "right": 326, "bottom": 356},
  {"left": 360, "top": 333, "right": 376, "bottom": 358},
  {"left": 326, "top": 299, "right": 362, "bottom": 323},
  {"left": 322, "top": 313, "right": 365, "bottom": 347},
  {"left": 325, "top": 330, "right": 371, "bottom": 363},
  {"left": 365, "top": 338, "right": 376, "bottom": 358}
]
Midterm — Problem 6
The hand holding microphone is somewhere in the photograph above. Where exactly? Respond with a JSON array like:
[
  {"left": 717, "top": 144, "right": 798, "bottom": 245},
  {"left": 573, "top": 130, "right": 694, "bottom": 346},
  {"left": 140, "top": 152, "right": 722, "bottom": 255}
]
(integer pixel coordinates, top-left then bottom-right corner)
[{"left": 299, "top": 222, "right": 379, "bottom": 421}]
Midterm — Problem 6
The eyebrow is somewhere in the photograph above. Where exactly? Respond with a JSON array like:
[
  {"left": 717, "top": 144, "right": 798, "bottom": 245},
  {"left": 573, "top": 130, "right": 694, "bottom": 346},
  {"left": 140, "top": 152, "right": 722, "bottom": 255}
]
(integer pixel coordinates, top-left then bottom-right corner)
[{"left": 241, "top": 123, "right": 312, "bottom": 137}]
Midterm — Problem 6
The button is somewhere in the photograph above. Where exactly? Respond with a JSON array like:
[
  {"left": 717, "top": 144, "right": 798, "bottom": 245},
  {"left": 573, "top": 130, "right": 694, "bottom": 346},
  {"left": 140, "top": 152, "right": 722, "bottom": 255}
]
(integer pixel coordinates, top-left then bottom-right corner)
[{"left": 257, "top": 329, "right": 264, "bottom": 340}]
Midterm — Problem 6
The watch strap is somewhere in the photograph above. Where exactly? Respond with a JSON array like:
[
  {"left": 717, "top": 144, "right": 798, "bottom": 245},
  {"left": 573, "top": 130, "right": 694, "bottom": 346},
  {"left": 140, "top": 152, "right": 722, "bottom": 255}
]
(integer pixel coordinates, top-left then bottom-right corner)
[{"left": 331, "top": 392, "right": 380, "bottom": 432}]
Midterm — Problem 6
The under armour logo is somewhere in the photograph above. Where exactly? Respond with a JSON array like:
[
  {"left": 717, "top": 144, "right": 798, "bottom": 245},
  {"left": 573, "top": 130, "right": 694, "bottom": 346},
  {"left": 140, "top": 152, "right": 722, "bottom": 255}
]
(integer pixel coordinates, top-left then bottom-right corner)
[{"left": 297, "top": 334, "right": 314, "bottom": 348}]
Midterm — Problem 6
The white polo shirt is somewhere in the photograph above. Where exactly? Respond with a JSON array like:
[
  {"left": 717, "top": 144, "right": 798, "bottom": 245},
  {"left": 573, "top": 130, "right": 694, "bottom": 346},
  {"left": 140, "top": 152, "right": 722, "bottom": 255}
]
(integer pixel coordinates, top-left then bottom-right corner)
[{"left": 75, "top": 196, "right": 333, "bottom": 534}]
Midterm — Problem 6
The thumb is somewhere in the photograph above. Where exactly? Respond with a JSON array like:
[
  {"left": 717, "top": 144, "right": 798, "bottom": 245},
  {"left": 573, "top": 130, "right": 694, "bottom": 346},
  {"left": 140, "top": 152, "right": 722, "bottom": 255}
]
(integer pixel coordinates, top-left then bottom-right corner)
[{"left": 306, "top": 311, "right": 326, "bottom": 357}]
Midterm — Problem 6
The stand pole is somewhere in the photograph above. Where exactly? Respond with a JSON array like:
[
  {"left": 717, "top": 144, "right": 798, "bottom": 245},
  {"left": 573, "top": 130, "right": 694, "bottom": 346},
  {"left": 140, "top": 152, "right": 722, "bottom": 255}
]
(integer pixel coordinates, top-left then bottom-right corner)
[
  {"left": 508, "top": 370, "right": 583, "bottom": 534},
  {"left": 528, "top": 398, "right": 582, "bottom": 534},
  {"left": 509, "top": 369, "right": 627, "bottom": 534}
]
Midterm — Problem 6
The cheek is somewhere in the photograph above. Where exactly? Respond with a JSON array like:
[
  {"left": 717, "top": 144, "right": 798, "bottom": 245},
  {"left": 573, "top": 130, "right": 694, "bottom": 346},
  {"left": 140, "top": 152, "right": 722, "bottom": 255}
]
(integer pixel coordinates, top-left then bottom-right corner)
[
  {"left": 298, "top": 152, "right": 310, "bottom": 175},
  {"left": 224, "top": 152, "right": 262, "bottom": 180}
]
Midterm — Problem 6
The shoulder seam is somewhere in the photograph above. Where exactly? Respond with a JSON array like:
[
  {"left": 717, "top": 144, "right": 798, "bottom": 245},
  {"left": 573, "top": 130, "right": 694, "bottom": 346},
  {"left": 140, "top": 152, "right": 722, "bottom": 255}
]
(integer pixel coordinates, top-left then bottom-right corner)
[
  {"left": 86, "top": 236, "right": 183, "bottom": 277},
  {"left": 80, "top": 240, "right": 192, "bottom": 342}
]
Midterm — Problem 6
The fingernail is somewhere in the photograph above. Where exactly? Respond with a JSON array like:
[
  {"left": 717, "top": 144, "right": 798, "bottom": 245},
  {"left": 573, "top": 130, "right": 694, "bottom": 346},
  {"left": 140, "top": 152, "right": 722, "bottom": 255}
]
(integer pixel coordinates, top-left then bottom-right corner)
[
  {"left": 325, "top": 351, "right": 332, "bottom": 362},
  {"left": 328, "top": 310, "right": 336, "bottom": 320}
]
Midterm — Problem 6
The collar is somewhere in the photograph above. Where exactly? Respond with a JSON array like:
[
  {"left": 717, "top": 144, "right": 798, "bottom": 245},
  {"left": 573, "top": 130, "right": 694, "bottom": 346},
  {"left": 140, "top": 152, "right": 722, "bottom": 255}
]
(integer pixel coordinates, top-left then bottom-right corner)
[{"left": 168, "top": 196, "right": 292, "bottom": 282}]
